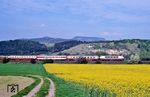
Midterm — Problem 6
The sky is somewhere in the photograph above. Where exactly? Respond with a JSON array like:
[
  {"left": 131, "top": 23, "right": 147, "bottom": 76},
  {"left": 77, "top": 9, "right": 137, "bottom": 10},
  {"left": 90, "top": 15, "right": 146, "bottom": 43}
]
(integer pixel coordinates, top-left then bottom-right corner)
[{"left": 0, "top": 0, "right": 150, "bottom": 40}]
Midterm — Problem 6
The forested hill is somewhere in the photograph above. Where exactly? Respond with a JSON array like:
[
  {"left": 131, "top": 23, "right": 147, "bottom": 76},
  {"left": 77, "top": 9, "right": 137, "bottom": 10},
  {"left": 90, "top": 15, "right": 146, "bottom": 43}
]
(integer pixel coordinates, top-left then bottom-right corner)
[
  {"left": 0, "top": 39, "right": 83, "bottom": 55},
  {"left": 0, "top": 40, "right": 48, "bottom": 55},
  {"left": 59, "top": 39, "right": 150, "bottom": 60},
  {"left": 0, "top": 39, "right": 150, "bottom": 61},
  {"left": 52, "top": 40, "right": 83, "bottom": 52}
]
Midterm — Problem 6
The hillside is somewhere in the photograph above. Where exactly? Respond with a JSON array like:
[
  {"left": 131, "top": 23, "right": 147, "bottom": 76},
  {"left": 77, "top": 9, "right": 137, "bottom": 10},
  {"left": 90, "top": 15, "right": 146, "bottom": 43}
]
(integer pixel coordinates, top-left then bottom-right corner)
[
  {"left": 0, "top": 39, "right": 150, "bottom": 62},
  {"left": 0, "top": 40, "right": 48, "bottom": 55},
  {"left": 52, "top": 40, "right": 83, "bottom": 53},
  {"left": 59, "top": 39, "right": 150, "bottom": 61},
  {"left": 30, "top": 37, "right": 68, "bottom": 47},
  {"left": 28, "top": 36, "right": 105, "bottom": 47}
]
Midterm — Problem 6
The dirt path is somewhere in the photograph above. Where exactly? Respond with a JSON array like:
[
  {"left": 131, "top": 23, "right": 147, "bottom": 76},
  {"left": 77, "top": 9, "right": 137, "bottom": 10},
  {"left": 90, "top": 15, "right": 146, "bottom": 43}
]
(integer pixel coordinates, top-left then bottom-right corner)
[
  {"left": 23, "top": 76, "right": 44, "bottom": 97},
  {"left": 46, "top": 78, "right": 55, "bottom": 97},
  {"left": 0, "top": 76, "right": 34, "bottom": 97}
]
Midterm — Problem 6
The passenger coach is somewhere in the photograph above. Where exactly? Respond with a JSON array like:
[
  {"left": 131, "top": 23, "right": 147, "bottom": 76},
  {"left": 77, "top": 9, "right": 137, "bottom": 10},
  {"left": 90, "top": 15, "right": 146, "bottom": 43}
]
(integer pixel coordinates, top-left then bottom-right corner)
[{"left": 0, "top": 55, "right": 125, "bottom": 63}]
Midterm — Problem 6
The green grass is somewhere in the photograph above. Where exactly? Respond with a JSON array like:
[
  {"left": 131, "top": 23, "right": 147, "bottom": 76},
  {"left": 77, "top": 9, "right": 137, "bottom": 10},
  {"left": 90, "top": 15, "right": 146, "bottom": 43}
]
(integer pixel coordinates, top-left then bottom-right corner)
[
  {"left": 0, "top": 64, "right": 48, "bottom": 97},
  {"left": 48, "top": 74, "right": 87, "bottom": 97},
  {"left": 36, "top": 78, "right": 50, "bottom": 97},
  {"left": 0, "top": 64, "right": 108, "bottom": 97},
  {"left": 47, "top": 74, "right": 116, "bottom": 97},
  {"left": 11, "top": 76, "right": 41, "bottom": 97},
  {"left": 0, "top": 64, "right": 47, "bottom": 76}
]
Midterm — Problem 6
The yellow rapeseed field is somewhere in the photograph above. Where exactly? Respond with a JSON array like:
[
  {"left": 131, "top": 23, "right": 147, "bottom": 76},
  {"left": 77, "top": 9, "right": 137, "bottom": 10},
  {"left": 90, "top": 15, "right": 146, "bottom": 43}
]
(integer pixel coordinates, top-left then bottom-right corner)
[{"left": 44, "top": 64, "right": 150, "bottom": 97}]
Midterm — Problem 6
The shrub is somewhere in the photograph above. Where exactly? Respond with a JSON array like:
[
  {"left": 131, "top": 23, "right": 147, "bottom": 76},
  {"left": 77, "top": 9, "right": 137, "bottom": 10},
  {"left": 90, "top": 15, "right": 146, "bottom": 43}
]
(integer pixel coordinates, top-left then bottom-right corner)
[
  {"left": 2, "top": 58, "right": 10, "bottom": 64},
  {"left": 30, "top": 59, "right": 37, "bottom": 64},
  {"left": 42, "top": 59, "right": 54, "bottom": 64},
  {"left": 77, "top": 58, "right": 88, "bottom": 64},
  {"left": 96, "top": 61, "right": 101, "bottom": 64}
]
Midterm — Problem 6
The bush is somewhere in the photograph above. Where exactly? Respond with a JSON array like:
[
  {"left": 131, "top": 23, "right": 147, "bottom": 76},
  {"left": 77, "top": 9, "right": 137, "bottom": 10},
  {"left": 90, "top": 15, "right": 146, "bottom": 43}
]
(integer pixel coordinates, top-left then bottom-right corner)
[
  {"left": 129, "top": 54, "right": 140, "bottom": 64},
  {"left": 3, "top": 58, "right": 10, "bottom": 64},
  {"left": 77, "top": 58, "right": 88, "bottom": 64},
  {"left": 96, "top": 61, "right": 101, "bottom": 64},
  {"left": 81, "top": 60, "right": 88, "bottom": 64},
  {"left": 30, "top": 59, "right": 37, "bottom": 64},
  {"left": 42, "top": 59, "right": 54, "bottom": 64},
  {"left": 138, "top": 61, "right": 143, "bottom": 64}
]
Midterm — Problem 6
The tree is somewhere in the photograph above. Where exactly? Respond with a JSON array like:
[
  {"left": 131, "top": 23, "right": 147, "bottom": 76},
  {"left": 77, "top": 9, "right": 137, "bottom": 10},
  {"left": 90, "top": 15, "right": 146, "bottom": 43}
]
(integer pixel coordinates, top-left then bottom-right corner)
[
  {"left": 96, "top": 60, "right": 101, "bottom": 64},
  {"left": 77, "top": 58, "right": 88, "bottom": 64},
  {"left": 129, "top": 54, "right": 140, "bottom": 64},
  {"left": 3, "top": 58, "right": 10, "bottom": 64},
  {"left": 42, "top": 59, "right": 54, "bottom": 64},
  {"left": 30, "top": 59, "right": 37, "bottom": 64}
]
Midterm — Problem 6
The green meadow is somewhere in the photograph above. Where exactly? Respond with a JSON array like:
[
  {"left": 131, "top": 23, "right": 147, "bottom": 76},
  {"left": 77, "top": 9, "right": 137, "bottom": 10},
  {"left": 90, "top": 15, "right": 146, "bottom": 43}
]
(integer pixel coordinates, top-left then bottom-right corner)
[
  {"left": 0, "top": 64, "right": 47, "bottom": 76},
  {"left": 0, "top": 64, "right": 88, "bottom": 97}
]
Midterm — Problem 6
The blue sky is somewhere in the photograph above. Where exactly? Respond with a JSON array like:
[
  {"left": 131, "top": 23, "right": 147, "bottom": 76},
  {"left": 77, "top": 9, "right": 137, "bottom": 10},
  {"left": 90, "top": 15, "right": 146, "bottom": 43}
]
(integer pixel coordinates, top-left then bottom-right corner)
[{"left": 0, "top": 0, "right": 150, "bottom": 40}]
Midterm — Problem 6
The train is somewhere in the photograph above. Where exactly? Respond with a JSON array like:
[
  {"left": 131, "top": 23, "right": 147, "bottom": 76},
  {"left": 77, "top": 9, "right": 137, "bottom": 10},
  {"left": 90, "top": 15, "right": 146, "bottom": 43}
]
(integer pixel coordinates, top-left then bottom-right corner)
[{"left": 0, "top": 55, "right": 124, "bottom": 61}]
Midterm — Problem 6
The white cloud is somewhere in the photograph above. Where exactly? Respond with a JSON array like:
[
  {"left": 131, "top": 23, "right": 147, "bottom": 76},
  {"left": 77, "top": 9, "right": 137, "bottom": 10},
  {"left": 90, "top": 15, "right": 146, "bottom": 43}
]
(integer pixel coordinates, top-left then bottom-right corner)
[
  {"left": 0, "top": 0, "right": 150, "bottom": 23},
  {"left": 99, "top": 32, "right": 122, "bottom": 36},
  {"left": 40, "top": 23, "right": 46, "bottom": 27}
]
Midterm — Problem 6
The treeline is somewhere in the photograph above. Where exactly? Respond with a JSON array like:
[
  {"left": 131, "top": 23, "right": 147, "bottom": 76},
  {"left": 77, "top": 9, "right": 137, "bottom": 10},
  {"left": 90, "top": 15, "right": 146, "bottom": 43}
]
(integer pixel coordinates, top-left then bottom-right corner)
[
  {"left": 0, "top": 40, "right": 48, "bottom": 55},
  {"left": 52, "top": 40, "right": 83, "bottom": 52},
  {"left": 0, "top": 39, "right": 83, "bottom": 55}
]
